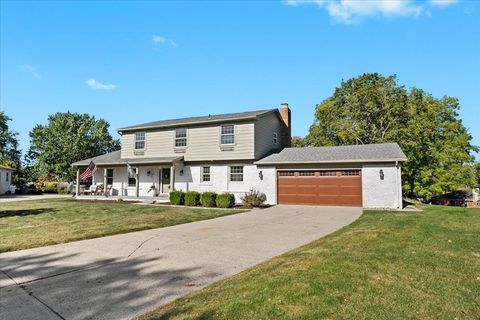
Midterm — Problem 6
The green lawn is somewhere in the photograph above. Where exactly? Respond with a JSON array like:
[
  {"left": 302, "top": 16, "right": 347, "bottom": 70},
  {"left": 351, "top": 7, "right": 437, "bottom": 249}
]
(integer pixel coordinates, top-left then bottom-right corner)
[
  {"left": 139, "top": 205, "right": 480, "bottom": 320},
  {"left": 0, "top": 198, "right": 243, "bottom": 253}
]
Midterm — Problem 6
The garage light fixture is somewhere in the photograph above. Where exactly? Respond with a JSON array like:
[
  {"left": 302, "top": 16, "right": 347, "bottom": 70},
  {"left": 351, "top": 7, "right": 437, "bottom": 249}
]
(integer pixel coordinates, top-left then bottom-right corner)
[
  {"left": 379, "top": 169, "right": 384, "bottom": 180},
  {"left": 259, "top": 170, "right": 263, "bottom": 180}
]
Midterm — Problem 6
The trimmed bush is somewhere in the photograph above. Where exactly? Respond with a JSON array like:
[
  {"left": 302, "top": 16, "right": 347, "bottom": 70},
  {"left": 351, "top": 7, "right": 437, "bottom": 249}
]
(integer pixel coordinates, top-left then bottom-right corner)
[
  {"left": 185, "top": 191, "right": 200, "bottom": 206},
  {"left": 169, "top": 191, "right": 185, "bottom": 205},
  {"left": 200, "top": 192, "right": 217, "bottom": 207},
  {"left": 216, "top": 193, "right": 236, "bottom": 208},
  {"left": 241, "top": 189, "right": 267, "bottom": 207}
]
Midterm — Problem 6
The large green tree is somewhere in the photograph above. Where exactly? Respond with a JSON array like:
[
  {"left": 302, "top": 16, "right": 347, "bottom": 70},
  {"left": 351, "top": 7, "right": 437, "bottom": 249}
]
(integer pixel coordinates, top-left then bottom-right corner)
[
  {"left": 304, "top": 73, "right": 477, "bottom": 197},
  {"left": 0, "top": 111, "right": 21, "bottom": 170},
  {"left": 27, "top": 112, "right": 120, "bottom": 181}
]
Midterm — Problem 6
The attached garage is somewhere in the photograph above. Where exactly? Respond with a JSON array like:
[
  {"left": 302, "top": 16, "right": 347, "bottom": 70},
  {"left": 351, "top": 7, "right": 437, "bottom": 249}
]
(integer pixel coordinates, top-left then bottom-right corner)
[
  {"left": 277, "top": 170, "right": 362, "bottom": 206},
  {"left": 256, "top": 143, "right": 407, "bottom": 209}
]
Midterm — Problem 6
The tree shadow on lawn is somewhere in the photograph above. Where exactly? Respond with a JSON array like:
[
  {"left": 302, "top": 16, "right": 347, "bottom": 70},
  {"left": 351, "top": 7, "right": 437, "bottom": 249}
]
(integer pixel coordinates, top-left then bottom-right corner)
[
  {"left": 0, "top": 250, "right": 219, "bottom": 320},
  {"left": 0, "top": 208, "right": 55, "bottom": 219}
]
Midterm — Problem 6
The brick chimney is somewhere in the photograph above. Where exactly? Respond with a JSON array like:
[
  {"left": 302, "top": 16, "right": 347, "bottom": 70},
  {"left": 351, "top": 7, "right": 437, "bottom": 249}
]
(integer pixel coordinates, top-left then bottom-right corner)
[{"left": 279, "top": 103, "right": 291, "bottom": 147}]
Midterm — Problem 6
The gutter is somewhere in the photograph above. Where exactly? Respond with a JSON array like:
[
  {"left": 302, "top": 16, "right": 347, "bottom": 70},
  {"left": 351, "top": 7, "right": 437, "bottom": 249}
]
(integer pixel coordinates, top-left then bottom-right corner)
[{"left": 254, "top": 158, "right": 408, "bottom": 165}]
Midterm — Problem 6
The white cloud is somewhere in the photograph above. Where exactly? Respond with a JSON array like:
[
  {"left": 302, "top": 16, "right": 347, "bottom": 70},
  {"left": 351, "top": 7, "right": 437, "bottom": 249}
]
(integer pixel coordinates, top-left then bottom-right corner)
[
  {"left": 152, "top": 34, "right": 178, "bottom": 48},
  {"left": 284, "top": 0, "right": 458, "bottom": 23},
  {"left": 429, "top": 0, "right": 458, "bottom": 7},
  {"left": 21, "top": 64, "right": 41, "bottom": 79},
  {"left": 85, "top": 78, "right": 116, "bottom": 90}
]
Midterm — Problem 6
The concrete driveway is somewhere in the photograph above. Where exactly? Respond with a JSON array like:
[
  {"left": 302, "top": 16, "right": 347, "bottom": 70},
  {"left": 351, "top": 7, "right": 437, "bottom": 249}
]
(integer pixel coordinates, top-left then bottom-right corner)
[
  {"left": 0, "top": 194, "right": 71, "bottom": 202},
  {"left": 0, "top": 205, "right": 362, "bottom": 320}
]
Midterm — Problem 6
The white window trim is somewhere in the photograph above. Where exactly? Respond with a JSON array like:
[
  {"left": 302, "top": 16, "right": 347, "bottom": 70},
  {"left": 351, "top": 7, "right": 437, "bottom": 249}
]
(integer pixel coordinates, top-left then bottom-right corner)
[
  {"left": 220, "top": 124, "right": 236, "bottom": 146},
  {"left": 200, "top": 166, "right": 213, "bottom": 185},
  {"left": 229, "top": 165, "right": 244, "bottom": 182},
  {"left": 134, "top": 132, "right": 146, "bottom": 150},
  {"left": 174, "top": 128, "right": 188, "bottom": 149}
]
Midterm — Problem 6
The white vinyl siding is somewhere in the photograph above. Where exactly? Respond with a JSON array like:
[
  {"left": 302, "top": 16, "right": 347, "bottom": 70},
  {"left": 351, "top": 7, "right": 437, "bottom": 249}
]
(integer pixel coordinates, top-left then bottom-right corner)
[
  {"left": 121, "top": 122, "right": 255, "bottom": 161},
  {"left": 254, "top": 112, "right": 286, "bottom": 159}
]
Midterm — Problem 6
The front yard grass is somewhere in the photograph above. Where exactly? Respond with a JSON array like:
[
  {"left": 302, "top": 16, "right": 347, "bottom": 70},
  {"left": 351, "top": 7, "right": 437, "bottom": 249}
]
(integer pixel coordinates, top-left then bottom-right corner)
[
  {"left": 0, "top": 198, "right": 243, "bottom": 253},
  {"left": 139, "top": 205, "right": 480, "bottom": 320}
]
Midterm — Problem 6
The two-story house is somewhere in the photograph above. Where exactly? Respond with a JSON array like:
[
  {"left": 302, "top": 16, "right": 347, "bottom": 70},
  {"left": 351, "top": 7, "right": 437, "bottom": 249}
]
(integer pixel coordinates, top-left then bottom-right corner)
[{"left": 72, "top": 104, "right": 407, "bottom": 208}]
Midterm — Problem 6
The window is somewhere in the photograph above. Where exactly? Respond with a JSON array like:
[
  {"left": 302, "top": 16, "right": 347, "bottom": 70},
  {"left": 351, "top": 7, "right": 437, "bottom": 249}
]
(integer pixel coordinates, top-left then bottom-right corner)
[
  {"left": 128, "top": 167, "right": 137, "bottom": 187},
  {"left": 107, "top": 169, "right": 113, "bottom": 185},
  {"left": 341, "top": 170, "right": 360, "bottom": 176},
  {"left": 135, "top": 132, "right": 146, "bottom": 150},
  {"left": 229, "top": 166, "right": 243, "bottom": 182},
  {"left": 319, "top": 171, "right": 336, "bottom": 176},
  {"left": 201, "top": 166, "right": 211, "bottom": 182},
  {"left": 221, "top": 124, "right": 235, "bottom": 145},
  {"left": 175, "top": 128, "right": 187, "bottom": 148},
  {"left": 299, "top": 171, "right": 315, "bottom": 176},
  {"left": 278, "top": 171, "right": 295, "bottom": 176},
  {"left": 273, "top": 132, "right": 278, "bottom": 144},
  {"left": 6, "top": 172, "right": 9, "bottom": 182}
]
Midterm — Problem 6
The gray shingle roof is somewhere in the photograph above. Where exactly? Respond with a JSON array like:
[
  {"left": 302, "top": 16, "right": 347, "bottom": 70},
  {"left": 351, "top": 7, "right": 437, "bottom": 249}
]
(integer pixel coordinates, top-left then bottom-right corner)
[
  {"left": 117, "top": 109, "right": 276, "bottom": 132},
  {"left": 255, "top": 143, "right": 407, "bottom": 164},
  {"left": 71, "top": 150, "right": 183, "bottom": 166}
]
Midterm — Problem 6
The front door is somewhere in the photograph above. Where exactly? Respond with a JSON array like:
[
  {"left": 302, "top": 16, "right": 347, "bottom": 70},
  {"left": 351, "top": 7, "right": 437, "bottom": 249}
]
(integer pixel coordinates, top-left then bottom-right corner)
[{"left": 160, "top": 168, "right": 171, "bottom": 194}]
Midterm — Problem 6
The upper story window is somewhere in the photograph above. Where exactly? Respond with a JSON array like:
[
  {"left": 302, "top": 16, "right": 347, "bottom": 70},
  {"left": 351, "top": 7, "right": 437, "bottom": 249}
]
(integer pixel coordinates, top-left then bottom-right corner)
[
  {"left": 229, "top": 166, "right": 243, "bottom": 182},
  {"left": 135, "top": 132, "right": 146, "bottom": 150},
  {"left": 221, "top": 124, "right": 235, "bottom": 145},
  {"left": 273, "top": 132, "right": 278, "bottom": 145},
  {"left": 175, "top": 128, "right": 187, "bottom": 148}
]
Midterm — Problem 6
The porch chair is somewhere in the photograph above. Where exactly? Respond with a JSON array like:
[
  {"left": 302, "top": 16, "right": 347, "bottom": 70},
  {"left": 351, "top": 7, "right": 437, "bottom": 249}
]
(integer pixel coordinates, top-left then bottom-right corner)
[{"left": 82, "top": 184, "right": 97, "bottom": 195}]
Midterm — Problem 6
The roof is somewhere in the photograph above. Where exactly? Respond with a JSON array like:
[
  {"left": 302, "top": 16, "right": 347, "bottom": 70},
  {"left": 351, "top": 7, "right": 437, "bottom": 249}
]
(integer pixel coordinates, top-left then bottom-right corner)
[
  {"left": 117, "top": 109, "right": 276, "bottom": 132},
  {"left": 255, "top": 143, "right": 407, "bottom": 164},
  {"left": 71, "top": 150, "right": 183, "bottom": 166},
  {"left": 0, "top": 165, "right": 13, "bottom": 170}
]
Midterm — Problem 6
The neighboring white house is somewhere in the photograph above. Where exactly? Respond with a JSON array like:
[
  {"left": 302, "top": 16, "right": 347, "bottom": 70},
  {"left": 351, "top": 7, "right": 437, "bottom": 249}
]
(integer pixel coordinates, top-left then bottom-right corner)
[
  {"left": 72, "top": 104, "right": 407, "bottom": 209},
  {"left": 0, "top": 165, "right": 15, "bottom": 195}
]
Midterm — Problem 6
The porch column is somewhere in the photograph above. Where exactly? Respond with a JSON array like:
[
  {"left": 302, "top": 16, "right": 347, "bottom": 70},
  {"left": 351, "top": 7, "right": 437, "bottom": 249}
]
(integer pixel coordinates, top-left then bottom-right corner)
[
  {"left": 75, "top": 168, "right": 80, "bottom": 197},
  {"left": 170, "top": 166, "right": 175, "bottom": 191},
  {"left": 135, "top": 168, "right": 140, "bottom": 198},
  {"left": 103, "top": 168, "right": 108, "bottom": 196}
]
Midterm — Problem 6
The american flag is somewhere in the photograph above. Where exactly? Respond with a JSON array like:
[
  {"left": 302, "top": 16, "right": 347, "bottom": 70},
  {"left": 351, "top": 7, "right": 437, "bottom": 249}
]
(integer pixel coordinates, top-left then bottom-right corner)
[{"left": 80, "top": 161, "right": 97, "bottom": 180}]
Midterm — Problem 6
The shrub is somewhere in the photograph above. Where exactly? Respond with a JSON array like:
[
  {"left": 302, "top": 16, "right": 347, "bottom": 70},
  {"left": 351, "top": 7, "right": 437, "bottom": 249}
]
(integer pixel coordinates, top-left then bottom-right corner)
[
  {"left": 57, "top": 182, "right": 70, "bottom": 194},
  {"left": 169, "top": 191, "right": 185, "bottom": 205},
  {"left": 200, "top": 192, "right": 217, "bottom": 207},
  {"left": 185, "top": 191, "right": 200, "bottom": 206},
  {"left": 241, "top": 189, "right": 267, "bottom": 207},
  {"left": 34, "top": 174, "right": 59, "bottom": 193},
  {"left": 116, "top": 198, "right": 124, "bottom": 202},
  {"left": 216, "top": 193, "right": 236, "bottom": 208}
]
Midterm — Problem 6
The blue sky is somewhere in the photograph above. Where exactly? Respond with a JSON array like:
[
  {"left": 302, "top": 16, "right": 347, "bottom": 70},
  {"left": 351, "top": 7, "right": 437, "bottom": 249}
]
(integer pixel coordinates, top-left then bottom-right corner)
[{"left": 1, "top": 0, "right": 479, "bottom": 159}]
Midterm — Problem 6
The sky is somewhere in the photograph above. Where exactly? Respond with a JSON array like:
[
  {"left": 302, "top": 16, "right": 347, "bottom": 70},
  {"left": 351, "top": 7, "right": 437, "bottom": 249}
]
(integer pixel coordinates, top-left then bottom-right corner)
[{"left": 1, "top": 0, "right": 479, "bottom": 159}]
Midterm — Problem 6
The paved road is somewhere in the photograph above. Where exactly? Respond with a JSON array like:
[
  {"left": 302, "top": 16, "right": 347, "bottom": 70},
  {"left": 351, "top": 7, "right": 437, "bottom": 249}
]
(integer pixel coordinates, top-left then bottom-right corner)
[{"left": 0, "top": 205, "right": 362, "bottom": 320}]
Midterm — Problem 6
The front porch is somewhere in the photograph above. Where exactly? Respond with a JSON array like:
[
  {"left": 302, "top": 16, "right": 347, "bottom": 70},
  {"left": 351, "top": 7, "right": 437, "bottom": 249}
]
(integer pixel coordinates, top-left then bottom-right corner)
[{"left": 72, "top": 152, "right": 184, "bottom": 198}]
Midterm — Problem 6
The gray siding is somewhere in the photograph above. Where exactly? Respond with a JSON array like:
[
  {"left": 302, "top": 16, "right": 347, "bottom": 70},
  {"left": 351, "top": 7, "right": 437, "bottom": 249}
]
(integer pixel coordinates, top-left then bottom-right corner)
[
  {"left": 254, "top": 112, "right": 287, "bottom": 160},
  {"left": 121, "top": 121, "right": 255, "bottom": 161}
]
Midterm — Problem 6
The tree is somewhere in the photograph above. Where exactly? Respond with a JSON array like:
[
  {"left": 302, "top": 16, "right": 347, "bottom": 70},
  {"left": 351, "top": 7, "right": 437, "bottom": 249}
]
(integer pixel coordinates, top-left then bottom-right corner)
[
  {"left": 27, "top": 112, "right": 120, "bottom": 181},
  {"left": 0, "top": 111, "right": 21, "bottom": 169},
  {"left": 291, "top": 136, "right": 305, "bottom": 147},
  {"left": 304, "top": 73, "right": 477, "bottom": 197},
  {"left": 474, "top": 163, "right": 480, "bottom": 187}
]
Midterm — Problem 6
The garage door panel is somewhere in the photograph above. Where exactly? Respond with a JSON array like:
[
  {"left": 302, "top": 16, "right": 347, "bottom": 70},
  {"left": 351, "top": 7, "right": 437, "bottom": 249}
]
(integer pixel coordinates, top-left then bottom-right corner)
[{"left": 277, "top": 170, "right": 362, "bottom": 207}]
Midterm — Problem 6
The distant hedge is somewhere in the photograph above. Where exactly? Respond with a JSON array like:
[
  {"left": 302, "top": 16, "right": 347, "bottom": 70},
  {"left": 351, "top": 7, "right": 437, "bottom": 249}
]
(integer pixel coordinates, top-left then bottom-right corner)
[
  {"left": 216, "top": 193, "right": 235, "bottom": 208},
  {"left": 200, "top": 192, "right": 217, "bottom": 207},
  {"left": 169, "top": 191, "right": 185, "bottom": 205}
]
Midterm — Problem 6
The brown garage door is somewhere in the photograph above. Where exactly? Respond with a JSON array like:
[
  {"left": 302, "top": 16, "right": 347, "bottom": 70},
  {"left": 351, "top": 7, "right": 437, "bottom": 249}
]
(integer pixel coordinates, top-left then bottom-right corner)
[{"left": 277, "top": 170, "right": 362, "bottom": 207}]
